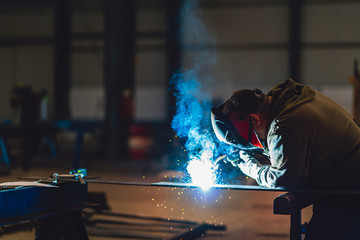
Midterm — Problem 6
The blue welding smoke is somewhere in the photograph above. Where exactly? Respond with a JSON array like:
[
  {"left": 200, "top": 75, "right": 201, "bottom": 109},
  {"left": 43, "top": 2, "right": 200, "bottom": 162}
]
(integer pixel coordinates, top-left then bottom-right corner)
[
  {"left": 171, "top": 71, "right": 214, "bottom": 155},
  {"left": 170, "top": 0, "right": 233, "bottom": 188},
  {"left": 171, "top": 71, "right": 219, "bottom": 188}
]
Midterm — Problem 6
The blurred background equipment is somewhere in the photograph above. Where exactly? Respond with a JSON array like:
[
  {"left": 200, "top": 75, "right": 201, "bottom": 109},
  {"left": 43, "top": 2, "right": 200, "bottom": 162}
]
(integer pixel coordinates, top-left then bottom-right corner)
[
  {"left": 349, "top": 59, "right": 360, "bottom": 121},
  {"left": 6, "top": 82, "right": 57, "bottom": 171}
]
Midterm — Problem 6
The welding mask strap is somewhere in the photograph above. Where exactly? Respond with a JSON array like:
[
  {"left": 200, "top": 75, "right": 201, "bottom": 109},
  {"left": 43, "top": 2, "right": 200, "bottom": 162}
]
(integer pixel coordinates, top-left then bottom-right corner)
[{"left": 248, "top": 117, "right": 253, "bottom": 143}]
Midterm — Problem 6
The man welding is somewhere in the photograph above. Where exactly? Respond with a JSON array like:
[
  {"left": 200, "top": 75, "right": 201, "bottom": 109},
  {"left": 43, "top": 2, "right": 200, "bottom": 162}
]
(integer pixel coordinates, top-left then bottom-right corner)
[{"left": 211, "top": 79, "right": 360, "bottom": 240}]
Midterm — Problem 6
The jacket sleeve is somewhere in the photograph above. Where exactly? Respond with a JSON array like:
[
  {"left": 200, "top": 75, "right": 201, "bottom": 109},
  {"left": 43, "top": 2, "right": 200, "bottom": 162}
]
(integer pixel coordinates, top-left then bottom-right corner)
[{"left": 256, "top": 131, "right": 312, "bottom": 188}]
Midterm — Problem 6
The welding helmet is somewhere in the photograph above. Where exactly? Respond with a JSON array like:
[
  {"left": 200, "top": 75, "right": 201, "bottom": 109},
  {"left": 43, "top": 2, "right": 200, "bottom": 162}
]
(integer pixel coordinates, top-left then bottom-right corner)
[{"left": 211, "top": 104, "right": 263, "bottom": 151}]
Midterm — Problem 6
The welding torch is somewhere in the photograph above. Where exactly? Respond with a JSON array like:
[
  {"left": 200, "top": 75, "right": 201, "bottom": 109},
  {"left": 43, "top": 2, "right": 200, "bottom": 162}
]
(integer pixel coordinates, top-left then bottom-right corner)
[{"left": 214, "top": 148, "right": 265, "bottom": 166}]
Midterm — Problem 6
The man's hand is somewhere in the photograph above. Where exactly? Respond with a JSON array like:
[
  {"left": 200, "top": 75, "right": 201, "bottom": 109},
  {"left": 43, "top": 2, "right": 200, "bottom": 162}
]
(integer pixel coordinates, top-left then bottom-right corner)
[
  {"left": 223, "top": 151, "right": 241, "bottom": 167},
  {"left": 237, "top": 150, "right": 263, "bottom": 179}
]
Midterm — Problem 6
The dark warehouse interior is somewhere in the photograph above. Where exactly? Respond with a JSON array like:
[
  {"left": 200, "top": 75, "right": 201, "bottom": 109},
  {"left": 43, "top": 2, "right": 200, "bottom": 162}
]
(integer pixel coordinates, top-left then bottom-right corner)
[{"left": 0, "top": 0, "right": 359, "bottom": 239}]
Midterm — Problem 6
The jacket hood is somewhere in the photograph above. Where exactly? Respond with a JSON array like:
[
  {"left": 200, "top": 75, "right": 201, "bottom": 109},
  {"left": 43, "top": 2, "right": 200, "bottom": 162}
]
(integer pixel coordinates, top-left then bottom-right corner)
[{"left": 267, "top": 79, "right": 316, "bottom": 121}]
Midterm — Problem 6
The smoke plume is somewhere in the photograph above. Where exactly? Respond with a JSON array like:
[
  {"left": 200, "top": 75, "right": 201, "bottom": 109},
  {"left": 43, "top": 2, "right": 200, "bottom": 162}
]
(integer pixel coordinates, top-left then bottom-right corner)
[{"left": 170, "top": 0, "right": 232, "bottom": 188}]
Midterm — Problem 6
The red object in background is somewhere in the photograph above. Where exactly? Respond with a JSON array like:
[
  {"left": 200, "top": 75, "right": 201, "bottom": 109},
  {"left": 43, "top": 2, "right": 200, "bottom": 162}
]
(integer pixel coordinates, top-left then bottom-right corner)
[
  {"left": 129, "top": 124, "right": 154, "bottom": 160},
  {"left": 120, "top": 90, "right": 134, "bottom": 120}
]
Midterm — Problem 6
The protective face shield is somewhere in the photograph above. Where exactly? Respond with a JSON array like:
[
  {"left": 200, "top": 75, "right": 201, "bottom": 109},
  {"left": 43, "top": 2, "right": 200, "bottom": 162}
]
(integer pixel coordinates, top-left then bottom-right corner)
[{"left": 211, "top": 105, "right": 263, "bottom": 151}]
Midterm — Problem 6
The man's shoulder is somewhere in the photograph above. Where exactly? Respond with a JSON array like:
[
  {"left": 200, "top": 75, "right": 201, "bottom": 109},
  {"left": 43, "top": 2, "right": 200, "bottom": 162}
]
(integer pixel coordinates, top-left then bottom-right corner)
[{"left": 268, "top": 109, "right": 317, "bottom": 139}]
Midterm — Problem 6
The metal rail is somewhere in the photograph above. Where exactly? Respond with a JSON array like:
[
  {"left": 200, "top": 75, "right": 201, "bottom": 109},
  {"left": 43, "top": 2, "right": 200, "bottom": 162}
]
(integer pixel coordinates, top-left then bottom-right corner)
[
  {"left": 18, "top": 176, "right": 360, "bottom": 195},
  {"left": 85, "top": 180, "right": 360, "bottom": 196}
]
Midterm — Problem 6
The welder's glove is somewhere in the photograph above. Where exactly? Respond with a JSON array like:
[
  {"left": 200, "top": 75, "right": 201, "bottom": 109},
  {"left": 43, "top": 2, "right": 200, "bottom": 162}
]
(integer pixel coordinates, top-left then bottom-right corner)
[
  {"left": 237, "top": 150, "right": 263, "bottom": 180},
  {"left": 223, "top": 151, "right": 241, "bottom": 167}
]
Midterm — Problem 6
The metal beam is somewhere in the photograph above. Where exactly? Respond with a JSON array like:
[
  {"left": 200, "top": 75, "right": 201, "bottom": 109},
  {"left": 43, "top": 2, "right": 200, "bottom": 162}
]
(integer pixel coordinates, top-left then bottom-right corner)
[
  {"left": 53, "top": 0, "right": 72, "bottom": 120},
  {"left": 166, "top": 0, "right": 181, "bottom": 122},
  {"left": 170, "top": 223, "right": 226, "bottom": 240},
  {"left": 103, "top": 0, "right": 136, "bottom": 160},
  {"left": 85, "top": 180, "right": 360, "bottom": 196}
]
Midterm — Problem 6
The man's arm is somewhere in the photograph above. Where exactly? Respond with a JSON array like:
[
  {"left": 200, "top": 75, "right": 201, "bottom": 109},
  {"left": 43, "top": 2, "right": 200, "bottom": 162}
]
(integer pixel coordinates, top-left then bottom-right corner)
[{"left": 239, "top": 133, "right": 312, "bottom": 188}]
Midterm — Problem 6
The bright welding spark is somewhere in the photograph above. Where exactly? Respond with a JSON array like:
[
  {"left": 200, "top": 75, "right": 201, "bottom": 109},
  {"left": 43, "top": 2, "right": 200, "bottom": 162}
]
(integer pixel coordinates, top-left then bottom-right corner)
[{"left": 186, "top": 151, "right": 217, "bottom": 190}]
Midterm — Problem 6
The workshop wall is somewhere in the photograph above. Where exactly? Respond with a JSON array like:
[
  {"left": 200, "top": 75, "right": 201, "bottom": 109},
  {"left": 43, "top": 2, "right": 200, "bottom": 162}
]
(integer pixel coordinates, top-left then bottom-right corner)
[
  {"left": 302, "top": 3, "right": 360, "bottom": 85},
  {"left": 183, "top": 2, "right": 360, "bottom": 96},
  {"left": 183, "top": 5, "right": 289, "bottom": 93},
  {"left": 0, "top": 0, "right": 359, "bottom": 122}
]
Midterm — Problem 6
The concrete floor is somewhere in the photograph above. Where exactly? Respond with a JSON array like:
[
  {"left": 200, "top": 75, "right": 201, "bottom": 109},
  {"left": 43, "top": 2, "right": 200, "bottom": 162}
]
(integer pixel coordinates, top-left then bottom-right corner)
[{"left": 0, "top": 156, "right": 313, "bottom": 240}]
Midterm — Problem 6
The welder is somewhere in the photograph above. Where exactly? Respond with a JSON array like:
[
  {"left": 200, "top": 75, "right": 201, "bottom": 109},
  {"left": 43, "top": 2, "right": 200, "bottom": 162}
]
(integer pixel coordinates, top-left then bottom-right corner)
[{"left": 211, "top": 79, "right": 360, "bottom": 240}]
